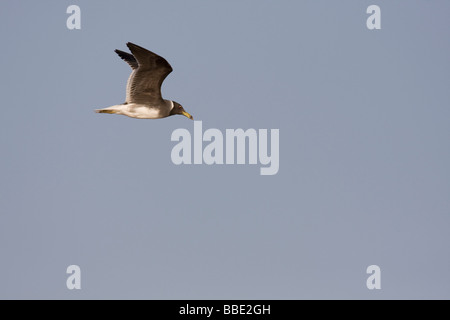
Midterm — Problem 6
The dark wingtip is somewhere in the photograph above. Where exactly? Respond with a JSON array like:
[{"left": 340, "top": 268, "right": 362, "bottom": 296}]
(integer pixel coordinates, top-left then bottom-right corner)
[
  {"left": 126, "top": 42, "right": 138, "bottom": 50},
  {"left": 114, "top": 48, "right": 139, "bottom": 69},
  {"left": 126, "top": 42, "right": 149, "bottom": 53}
]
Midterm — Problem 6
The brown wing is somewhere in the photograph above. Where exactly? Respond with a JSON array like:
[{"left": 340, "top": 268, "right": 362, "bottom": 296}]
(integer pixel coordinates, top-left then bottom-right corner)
[
  {"left": 125, "top": 42, "right": 173, "bottom": 104},
  {"left": 115, "top": 49, "right": 138, "bottom": 70}
]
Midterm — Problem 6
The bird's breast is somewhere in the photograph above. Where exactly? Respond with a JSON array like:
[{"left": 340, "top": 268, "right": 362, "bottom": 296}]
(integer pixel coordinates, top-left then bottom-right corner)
[{"left": 126, "top": 103, "right": 169, "bottom": 119}]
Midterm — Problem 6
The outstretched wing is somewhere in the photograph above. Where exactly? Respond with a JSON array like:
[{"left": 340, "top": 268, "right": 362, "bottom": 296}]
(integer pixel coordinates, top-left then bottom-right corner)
[
  {"left": 123, "top": 42, "right": 173, "bottom": 105},
  {"left": 115, "top": 49, "right": 138, "bottom": 70}
]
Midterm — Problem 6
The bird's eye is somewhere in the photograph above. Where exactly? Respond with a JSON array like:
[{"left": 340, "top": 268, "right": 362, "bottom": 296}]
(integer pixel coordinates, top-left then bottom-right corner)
[{"left": 179, "top": 106, "right": 182, "bottom": 109}]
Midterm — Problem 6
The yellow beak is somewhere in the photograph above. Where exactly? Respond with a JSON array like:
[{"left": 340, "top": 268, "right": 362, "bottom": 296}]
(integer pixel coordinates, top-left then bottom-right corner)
[{"left": 181, "top": 111, "right": 194, "bottom": 120}]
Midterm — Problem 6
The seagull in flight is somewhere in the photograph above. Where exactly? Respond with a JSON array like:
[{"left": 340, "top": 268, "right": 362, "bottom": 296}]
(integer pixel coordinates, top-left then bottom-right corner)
[{"left": 95, "top": 42, "right": 193, "bottom": 120}]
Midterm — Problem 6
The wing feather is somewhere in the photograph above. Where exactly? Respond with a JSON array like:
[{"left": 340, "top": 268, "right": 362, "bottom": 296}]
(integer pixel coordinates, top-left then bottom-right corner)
[
  {"left": 124, "top": 42, "right": 173, "bottom": 104},
  {"left": 114, "top": 49, "right": 138, "bottom": 70}
]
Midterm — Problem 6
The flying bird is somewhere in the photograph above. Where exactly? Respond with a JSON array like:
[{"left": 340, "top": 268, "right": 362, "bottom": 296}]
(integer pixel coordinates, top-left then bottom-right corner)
[{"left": 95, "top": 42, "right": 193, "bottom": 120}]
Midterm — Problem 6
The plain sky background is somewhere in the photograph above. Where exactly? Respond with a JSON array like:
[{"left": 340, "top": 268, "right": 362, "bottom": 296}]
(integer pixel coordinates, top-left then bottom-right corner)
[{"left": 1, "top": 1, "right": 449, "bottom": 299}]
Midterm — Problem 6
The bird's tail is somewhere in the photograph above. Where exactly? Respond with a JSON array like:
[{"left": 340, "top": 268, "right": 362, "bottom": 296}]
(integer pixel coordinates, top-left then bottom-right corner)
[{"left": 95, "top": 109, "right": 116, "bottom": 114}]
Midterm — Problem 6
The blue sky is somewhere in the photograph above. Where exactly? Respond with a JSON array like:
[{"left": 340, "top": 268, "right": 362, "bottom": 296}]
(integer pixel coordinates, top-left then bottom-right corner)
[{"left": 0, "top": 1, "right": 449, "bottom": 299}]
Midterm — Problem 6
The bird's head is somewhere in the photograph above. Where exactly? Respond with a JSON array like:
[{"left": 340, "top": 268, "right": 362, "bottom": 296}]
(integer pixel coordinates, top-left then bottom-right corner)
[{"left": 169, "top": 101, "right": 193, "bottom": 120}]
